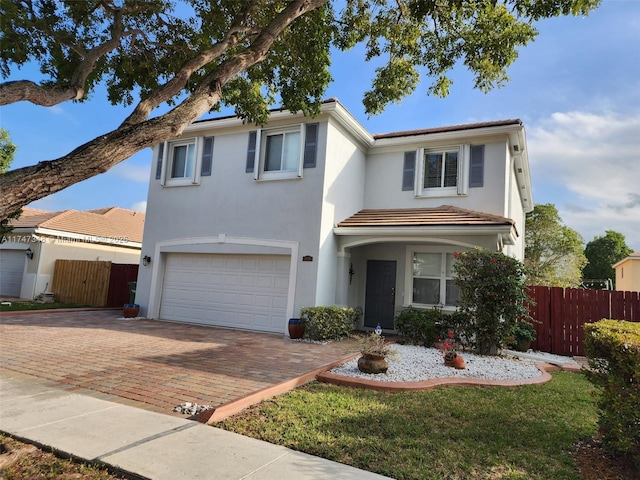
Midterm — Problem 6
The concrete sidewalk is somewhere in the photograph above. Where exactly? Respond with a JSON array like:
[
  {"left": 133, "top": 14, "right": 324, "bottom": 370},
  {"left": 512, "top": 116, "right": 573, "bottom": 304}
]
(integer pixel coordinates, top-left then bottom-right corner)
[{"left": 1, "top": 374, "right": 390, "bottom": 480}]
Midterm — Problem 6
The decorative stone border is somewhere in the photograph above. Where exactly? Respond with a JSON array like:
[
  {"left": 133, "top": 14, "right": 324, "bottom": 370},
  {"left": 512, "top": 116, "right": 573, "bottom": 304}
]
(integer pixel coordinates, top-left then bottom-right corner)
[{"left": 316, "top": 362, "right": 583, "bottom": 392}]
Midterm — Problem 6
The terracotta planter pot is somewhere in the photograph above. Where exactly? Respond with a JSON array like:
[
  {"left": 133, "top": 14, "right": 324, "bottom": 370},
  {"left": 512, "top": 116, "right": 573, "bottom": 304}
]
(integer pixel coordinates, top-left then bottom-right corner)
[
  {"left": 444, "top": 353, "right": 466, "bottom": 369},
  {"left": 357, "top": 354, "right": 389, "bottom": 374},
  {"left": 123, "top": 303, "right": 140, "bottom": 318},
  {"left": 288, "top": 318, "right": 305, "bottom": 339}
]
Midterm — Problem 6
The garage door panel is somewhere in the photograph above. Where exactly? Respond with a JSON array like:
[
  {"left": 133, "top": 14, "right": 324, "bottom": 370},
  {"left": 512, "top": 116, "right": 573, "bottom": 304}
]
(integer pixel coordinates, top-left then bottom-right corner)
[
  {"left": 160, "top": 253, "right": 290, "bottom": 333},
  {"left": 0, "top": 250, "right": 25, "bottom": 297}
]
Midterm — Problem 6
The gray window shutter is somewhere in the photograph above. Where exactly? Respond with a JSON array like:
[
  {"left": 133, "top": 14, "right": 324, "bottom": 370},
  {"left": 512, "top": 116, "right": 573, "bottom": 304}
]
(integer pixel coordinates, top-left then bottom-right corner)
[
  {"left": 155, "top": 143, "right": 165, "bottom": 180},
  {"left": 402, "top": 151, "right": 416, "bottom": 191},
  {"left": 246, "top": 131, "right": 257, "bottom": 173},
  {"left": 469, "top": 145, "right": 485, "bottom": 188},
  {"left": 303, "top": 123, "right": 319, "bottom": 168},
  {"left": 201, "top": 136, "right": 214, "bottom": 176}
]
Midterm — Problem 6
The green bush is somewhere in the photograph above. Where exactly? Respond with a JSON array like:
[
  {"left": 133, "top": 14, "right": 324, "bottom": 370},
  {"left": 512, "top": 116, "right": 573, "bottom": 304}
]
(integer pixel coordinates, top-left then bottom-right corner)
[
  {"left": 394, "top": 307, "right": 440, "bottom": 346},
  {"left": 584, "top": 319, "right": 640, "bottom": 465},
  {"left": 300, "top": 306, "right": 355, "bottom": 341},
  {"left": 453, "top": 249, "right": 530, "bottom": 354}
]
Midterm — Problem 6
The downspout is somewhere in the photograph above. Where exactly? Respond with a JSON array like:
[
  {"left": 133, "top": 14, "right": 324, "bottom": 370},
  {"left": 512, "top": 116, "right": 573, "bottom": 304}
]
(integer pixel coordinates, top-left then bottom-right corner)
[{"left": 30, "top": 234, "right": 44, "bottom": 300}]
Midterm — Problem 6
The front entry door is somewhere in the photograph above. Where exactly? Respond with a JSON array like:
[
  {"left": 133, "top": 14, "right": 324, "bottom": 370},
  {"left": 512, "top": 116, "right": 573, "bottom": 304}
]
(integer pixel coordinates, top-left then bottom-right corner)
[{"left": 364, "top": 260, "right": 397, "bottom": 330}]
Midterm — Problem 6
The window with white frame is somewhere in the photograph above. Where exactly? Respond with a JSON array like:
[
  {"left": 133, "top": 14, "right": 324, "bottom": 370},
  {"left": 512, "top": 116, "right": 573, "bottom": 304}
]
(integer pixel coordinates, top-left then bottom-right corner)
[
  {"left": 246, "top": 123, "right": 318, "bottom": 179},
  {"left": 169, "top": 139, "right": 197, "bottom": 180},
  {"left": 407, "top": 248, "right": 461, "bottom": 308},
  {"left": 264, "top": 129, "right": 301, "bottom": 173},
  {"left": 409, "top": 145, "right": 471, "bottom": 197},
  {"left": 156, "top": 136, "right": 214, "bottom": 186}
]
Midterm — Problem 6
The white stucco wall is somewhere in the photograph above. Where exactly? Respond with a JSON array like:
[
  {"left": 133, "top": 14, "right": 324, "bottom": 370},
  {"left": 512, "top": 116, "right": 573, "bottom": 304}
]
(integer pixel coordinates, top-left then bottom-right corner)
[{"left": 137, "top": 116, "right": 331, "bottom": 317}]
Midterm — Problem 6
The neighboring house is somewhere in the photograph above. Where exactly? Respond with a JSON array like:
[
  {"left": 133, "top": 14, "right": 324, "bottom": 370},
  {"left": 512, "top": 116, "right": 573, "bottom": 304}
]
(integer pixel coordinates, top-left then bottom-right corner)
[
  {"left": 613, "top": 251, "right": 640, "bottom": 292},
  {"left": 136, "top": 98, "right": 532, "bottom": 334},
  {"left": 0, "top": 207, "right": 145, "bottom": 299}
]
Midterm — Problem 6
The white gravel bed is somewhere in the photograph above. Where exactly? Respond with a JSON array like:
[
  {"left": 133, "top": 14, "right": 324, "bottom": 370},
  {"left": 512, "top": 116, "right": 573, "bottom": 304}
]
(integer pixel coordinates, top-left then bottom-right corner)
[{"left": 329, "top": 344, "right": 543, "bottom": 382}]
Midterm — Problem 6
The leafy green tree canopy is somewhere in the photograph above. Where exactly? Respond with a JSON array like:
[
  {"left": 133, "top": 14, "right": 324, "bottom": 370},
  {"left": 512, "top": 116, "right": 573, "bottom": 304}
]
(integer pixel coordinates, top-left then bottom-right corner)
[
  {"left": 0, "top": 0, "right": 601, "bottom": 219},
  {"left": 525, "top": 203, "right": 587, "bottom": 287},
  {"left": 583, "top": 230, "right": 633, "bottom": 289},
  {"left": 0, "top": 128, "right": 21, "bottom": 240}
]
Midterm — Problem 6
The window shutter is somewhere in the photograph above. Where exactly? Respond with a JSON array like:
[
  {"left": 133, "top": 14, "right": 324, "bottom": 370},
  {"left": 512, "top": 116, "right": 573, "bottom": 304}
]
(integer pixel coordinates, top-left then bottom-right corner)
[
  {"left": 246, "top": 131, "right": 257, "bottom": 173},
  {"left": 469, "top": 145, "right": 485, "bottom": 188},
  {"left": 402, "top": 151, "right": 416, "bottom": 191},
  {"left": 303, "top": 123, "right": 319, "bottom": 168},
  {"left": 155, "top": 143, "right": 164, "bottom": 180},
  {"left": 200, "top": 136, "right": 214, "bottom": 176}
]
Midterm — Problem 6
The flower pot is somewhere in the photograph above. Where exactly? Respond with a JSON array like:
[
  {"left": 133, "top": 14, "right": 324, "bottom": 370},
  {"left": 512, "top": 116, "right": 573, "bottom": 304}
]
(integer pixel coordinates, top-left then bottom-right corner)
[
  {"left": 357, "top": 354, "right": 389, "bottom": 374},
  {"left": 123, "top": 303, "right": 140, "bottom": 318},
  {"left": 515, "top": 340, "right": 532, "bottom": 352},
  {"left": 288, "top": 318, "right": 305, "bottom": 339},
  {"left": 444, "top": 353, "right": 466, "bottom": 369}
]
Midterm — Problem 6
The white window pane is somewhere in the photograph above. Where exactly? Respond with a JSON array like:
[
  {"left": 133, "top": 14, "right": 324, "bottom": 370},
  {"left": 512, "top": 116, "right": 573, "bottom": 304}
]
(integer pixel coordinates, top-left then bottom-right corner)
[
  {"left": 185, "top": 143, "right": 196, "bottom": 177},
  {"left": 282, "top": 131, "right": 300, "bottom": 171},
  {"left": 413, "top": 278, "right": 440, "bottom": 304},
  {"left": 171, "top": 145, "right": 187, "bottom": 178},
  {"left": 413, "top": 253, "right": 441, "bottom": 276},
  {"left": 445, "top": 253, "right": 458, "bottom": 277},
  {"left": 445, "top": 280, "right": 460, "bottom": 306},
  {"left": 425, "top": 153, "right": 442, "bottom": 188},
  {"left": 444, "top": 152, "right": 458, "bottom": 187},
  {"left": 265, "top": 134, "right": 283, "bottom": 171}
]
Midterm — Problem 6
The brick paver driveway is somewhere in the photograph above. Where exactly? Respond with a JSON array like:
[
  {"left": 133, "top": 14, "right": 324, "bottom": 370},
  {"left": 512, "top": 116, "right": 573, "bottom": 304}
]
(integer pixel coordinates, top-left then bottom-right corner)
[{"left": 0, "top": 310, "right": 358, "bottom": 418}]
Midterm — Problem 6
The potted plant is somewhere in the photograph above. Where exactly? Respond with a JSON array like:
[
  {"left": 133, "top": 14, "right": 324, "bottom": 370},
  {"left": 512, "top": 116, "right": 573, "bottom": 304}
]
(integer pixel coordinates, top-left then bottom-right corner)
[
  {"left": 440, "top": 331, "right": 465, "bottom": 369},
  {"left": 123, "top": 303, "right": 140, "bottom": 318},
  {"left": 288, "top": 317, "right": 305, "bottom": 339},
  {"left": 356, "top": 332, "right": 392, "bottom": 374},
  {"left": 507, "top": 321, "right": 536, "bottom": 352}
]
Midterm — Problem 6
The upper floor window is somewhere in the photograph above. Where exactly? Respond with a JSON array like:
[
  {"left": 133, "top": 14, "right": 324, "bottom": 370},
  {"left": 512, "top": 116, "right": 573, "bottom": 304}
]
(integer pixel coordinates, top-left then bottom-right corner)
[
  {"left": 425, "top": 150, "right": 459, "bottom": 189},
  {"left": 402, "top": 144, "right": 484, "bottom": 197},
  {"left": 246, "top": 123, "right": 319, "bottom": 181},
  {"left": 169, "top": 140, "right": 196, "bottom": 179},
  {"left": 155, "top": 136, "right": 214, "bottom": 186},
  {"left": 264, "top": 129, "right": 301, "bottom": 174}
]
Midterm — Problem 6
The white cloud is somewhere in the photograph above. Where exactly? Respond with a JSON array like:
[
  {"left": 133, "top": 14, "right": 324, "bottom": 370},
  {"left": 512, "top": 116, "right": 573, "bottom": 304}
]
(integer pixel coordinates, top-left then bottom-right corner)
[
  {"left": 130, "top": 201, "right": 147, "bottom": 213},
  {"left": 528, "top": 111, "right": 640, "bottom": 249}
]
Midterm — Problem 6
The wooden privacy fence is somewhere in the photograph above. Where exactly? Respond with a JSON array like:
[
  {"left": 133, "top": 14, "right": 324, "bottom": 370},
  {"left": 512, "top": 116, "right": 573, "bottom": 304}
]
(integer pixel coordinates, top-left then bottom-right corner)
[
  {"left": 527, "top": 286, "right": 640, "bottom": 357},
  {"left": 52, "top": 260, "right": 139, "bottom": 307}
]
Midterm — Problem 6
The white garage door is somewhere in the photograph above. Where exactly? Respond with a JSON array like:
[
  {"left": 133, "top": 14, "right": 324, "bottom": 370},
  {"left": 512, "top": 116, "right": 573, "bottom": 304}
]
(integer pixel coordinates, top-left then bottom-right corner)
[
  {"left": 0, "top": 249, "right": 25, "bottom": 297},
  {"left": 160, "top": 253, "right": 291, "bottom": 333}
]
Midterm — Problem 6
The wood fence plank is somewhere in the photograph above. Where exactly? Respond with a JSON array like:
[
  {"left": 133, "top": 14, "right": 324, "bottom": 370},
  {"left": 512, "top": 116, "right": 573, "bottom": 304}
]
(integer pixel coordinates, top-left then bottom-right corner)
[{"left": 550, "top": 287, "right": 564, "bottom": 355}]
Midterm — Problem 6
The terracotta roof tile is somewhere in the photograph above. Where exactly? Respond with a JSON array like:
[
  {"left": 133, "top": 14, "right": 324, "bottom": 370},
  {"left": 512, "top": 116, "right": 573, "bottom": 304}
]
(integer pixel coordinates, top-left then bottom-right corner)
[
  {"left": 10, "top": 207, "right": 145, "bottom": 244},
  {"left": 373, "top": 119, "right": 522, "bottom": 140},
  {"left": 337, "top": 205, "right": 516, "bottom": 232}
]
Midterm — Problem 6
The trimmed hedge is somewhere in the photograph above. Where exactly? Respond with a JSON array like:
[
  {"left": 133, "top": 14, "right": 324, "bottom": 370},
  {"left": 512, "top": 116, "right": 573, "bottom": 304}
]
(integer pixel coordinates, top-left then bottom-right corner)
[
  {"left": 583, "top": 319, "right": 640, "bottom": 465},
  {"left": 300, "top": 306, "right": 355, "bottom": 341},
  {"left": 394, "top": 307, "right": 440, "bottom": 346}
]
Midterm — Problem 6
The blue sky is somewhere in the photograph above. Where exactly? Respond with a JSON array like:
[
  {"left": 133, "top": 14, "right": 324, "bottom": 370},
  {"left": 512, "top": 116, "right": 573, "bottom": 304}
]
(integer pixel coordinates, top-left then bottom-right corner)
[{"left": 2, "top": 0, "right": 639, "bottom": 250}]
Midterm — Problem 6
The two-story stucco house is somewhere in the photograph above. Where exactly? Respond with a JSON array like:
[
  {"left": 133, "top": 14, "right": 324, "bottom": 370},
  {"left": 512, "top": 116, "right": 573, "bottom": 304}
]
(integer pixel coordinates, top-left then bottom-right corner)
[{"left": 135, "top": 98, "right": 533, "bottom": 335}]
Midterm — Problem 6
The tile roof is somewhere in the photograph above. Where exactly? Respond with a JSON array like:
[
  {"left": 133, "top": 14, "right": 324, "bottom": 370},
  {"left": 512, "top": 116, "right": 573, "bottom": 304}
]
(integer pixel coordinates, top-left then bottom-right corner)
[
  {"left": 337, "top": 205, "right": 517, "bottom": 232},
  {"left": 373, "top": 119, "right": 523, "bottom": 140},
  {"left": 11, "top": 207, "right": 145, "bottom": 244}
]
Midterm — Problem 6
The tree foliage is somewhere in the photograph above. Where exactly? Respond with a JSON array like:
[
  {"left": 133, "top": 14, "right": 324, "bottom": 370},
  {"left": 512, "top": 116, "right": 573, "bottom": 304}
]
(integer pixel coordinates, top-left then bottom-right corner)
[
  {"left": 0, "top": 128, "right": 21, "bottom": 240},
  {"left": 0, "top": 0, "right": 601, "bottom": 219},
  {"left": 524, "top": 203, "right": 587, "bottom": 287},
  {"left": 583, "top": 230, "right": 633, "bottom": 288}
]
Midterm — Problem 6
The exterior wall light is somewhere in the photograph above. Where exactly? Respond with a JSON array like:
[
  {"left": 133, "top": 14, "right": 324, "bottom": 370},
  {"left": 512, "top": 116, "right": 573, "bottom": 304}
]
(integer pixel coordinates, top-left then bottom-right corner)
[
  {"left": 25, "top": 247, "right": 34, "bottom": 260},
  {"left": 142, "top": 255, "right": 151, "bottom": 266}
]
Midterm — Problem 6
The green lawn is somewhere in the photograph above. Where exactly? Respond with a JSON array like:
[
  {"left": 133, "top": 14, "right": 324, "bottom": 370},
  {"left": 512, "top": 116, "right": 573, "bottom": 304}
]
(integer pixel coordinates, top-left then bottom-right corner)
[
  {"left": 220, "top": 372, "right": 597, "bottom": 480},
  {"left": 0, "top": 301, "right": 89, "bottom": 312}
]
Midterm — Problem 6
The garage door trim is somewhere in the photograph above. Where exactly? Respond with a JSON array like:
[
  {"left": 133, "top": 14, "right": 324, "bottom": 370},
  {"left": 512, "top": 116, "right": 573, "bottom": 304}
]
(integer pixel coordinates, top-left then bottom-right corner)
[{"left": 147, "top": 235, "right": 299, "bottom": 329}]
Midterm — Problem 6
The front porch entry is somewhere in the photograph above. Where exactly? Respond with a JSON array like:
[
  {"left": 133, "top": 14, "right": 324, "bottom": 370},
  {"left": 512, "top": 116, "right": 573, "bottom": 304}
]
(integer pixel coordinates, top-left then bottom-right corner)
[{"left": 364, "top": 260, "right": 396, "bottom": 330}]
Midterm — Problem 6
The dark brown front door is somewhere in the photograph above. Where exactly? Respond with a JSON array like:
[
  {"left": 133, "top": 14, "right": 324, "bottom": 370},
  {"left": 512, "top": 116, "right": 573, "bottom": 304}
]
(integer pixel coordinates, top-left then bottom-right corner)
[{"left": 364, "top": 260, "right": 397, "bottom": 330}]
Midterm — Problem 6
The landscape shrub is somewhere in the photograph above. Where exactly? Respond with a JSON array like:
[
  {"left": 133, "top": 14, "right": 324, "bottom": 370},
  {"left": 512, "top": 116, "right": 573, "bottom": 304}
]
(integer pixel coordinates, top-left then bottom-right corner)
[
  {"left": 452, "top": 248, "right": 530, "bottom": 354},
  {"left": 394, "top": 306, "right": 441, "bottom": 346},
  {"left": 583, "top": 319, "right": 640, "bottom": 465},
  {"left": 300, "top": 306, "right": 355, "bottom": 341}
]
